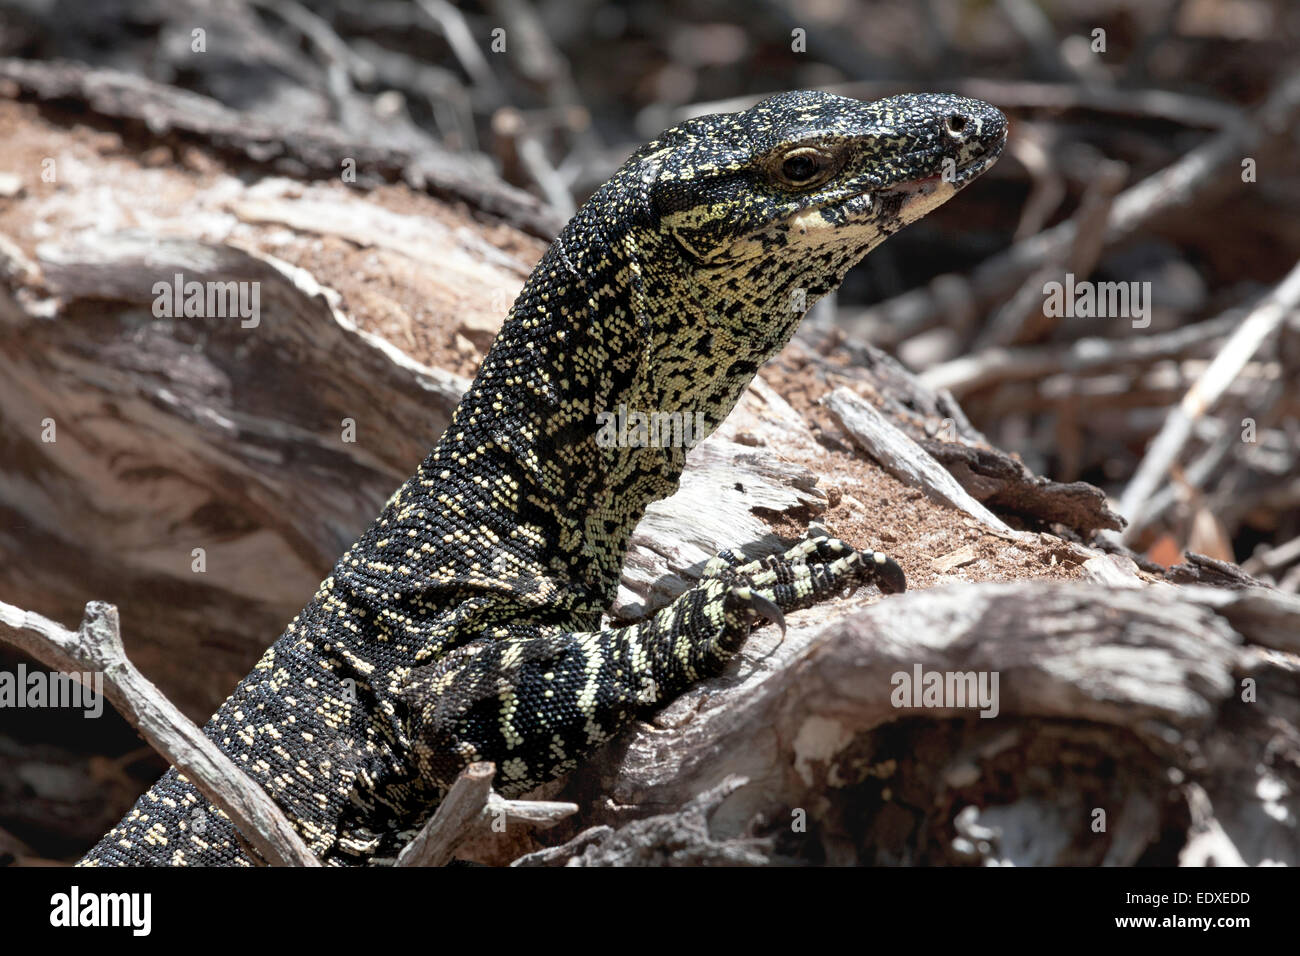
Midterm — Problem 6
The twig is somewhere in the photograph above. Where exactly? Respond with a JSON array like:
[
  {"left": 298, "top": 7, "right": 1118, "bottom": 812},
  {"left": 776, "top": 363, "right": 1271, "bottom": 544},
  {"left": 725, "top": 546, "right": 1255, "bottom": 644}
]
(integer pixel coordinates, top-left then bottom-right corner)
[
  {"left": 511, "top": 776, "right": 769, "bottom": 867},
  {"left": 396, "top": 761, "right": 578, "bottom": 866},
  {"left": 485, "top": 0, "right": 599, "bottom": 196},
  {"left": 485, "top": 0, "right": 588, "bottom": 123},
  {"left": 1243, "top": 534, "right": 1300, "bottom": 578},
  {"left": 921, "top": 312, "right": 1241, "bottom": 396},
  {"left": 1279, "top": 565, "right": 1300, "bottom": 594},
  {"left": 493, "top": 107, "right": 576, "bottom": 215},
  {"left": 415, "top": 0, "right": 506, "bottom": 106},
  {"left": 823, "top": 387, "right": 1014, "bottom": 535},
  {"left": 1008, "top": 126, "right": 1066, "bottom": 240},
  {"left": 995, "top": 0, "right": 1078, "bottom": 82},
  {"left": 1118, "top": 260, "right": 1300, "bottom": 543},
  {"left": 975, "top": 156, "right": 1124, "bottom": 351},
  {"left": 1131, "top": 377, "right": 1285, "bottom": 539},
  {"left": 397, "top": 762, "right": 495, "bottom": 866},
  {"left": 509, "top": 825, "right": 613, "bottom": 866},
  {"left": 249, "top": 0, "right": 376, "bottom": 87},
  {"left": 348, "top": 37, "right": 479, "bottom": 151},
  {"left": 0, "top": 599, "right": 319, "bottom": 866}
]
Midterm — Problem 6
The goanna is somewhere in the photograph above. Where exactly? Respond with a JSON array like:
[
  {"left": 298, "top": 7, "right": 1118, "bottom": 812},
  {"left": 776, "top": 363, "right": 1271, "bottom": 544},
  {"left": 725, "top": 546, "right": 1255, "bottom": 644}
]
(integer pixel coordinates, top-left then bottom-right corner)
[{"left": 82, "top": 90, "right": 1006, "bottom": 865}]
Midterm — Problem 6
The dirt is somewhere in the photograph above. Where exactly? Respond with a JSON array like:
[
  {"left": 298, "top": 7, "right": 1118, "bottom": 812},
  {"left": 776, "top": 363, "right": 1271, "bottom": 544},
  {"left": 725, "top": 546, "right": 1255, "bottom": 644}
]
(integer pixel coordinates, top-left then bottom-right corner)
[{"left": 755, "top": 354, "right": 1087, "bottom": 594}]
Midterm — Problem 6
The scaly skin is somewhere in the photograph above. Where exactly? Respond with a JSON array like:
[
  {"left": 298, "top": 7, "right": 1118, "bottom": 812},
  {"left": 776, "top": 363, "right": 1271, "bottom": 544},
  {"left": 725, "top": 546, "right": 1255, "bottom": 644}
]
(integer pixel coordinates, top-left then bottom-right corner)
[{"left": 82, "top": 90, "right": 1005, "bottom": 865}]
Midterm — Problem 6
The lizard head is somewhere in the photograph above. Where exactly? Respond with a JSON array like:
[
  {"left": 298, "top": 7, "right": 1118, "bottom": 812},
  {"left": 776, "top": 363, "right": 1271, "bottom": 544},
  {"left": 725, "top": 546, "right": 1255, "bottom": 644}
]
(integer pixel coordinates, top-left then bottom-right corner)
[{"left": 638, "top": 89, "right": 1006, "bottom": 314}]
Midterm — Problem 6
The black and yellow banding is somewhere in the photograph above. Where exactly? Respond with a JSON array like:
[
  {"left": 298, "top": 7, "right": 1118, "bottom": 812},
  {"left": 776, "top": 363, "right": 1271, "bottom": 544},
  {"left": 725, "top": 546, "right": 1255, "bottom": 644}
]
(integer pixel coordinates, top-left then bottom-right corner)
[{"left": 81, "top": 90, "right": 1005, "bottom": 865}]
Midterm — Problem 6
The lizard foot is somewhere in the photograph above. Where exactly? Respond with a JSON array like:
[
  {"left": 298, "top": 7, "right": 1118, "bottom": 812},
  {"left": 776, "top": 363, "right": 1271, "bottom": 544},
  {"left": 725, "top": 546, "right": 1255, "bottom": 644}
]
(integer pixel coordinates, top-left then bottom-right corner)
[{"left": 707, "top": 530, "right": 905, "bottom": 609}]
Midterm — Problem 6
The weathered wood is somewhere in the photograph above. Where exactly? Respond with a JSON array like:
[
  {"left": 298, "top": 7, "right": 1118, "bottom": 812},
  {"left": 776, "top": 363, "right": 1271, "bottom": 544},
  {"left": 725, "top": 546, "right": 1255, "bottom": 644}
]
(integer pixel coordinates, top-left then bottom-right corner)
[
  {"left": 536, "top": 580, "right": 1294, "bottom": 866},
  {"left": 396, "top": 761, "right": 578, "bottom": 866},
  {"left": 0, "top": 57, "right": 565, "bottom": 239},
  {"left": 1, "top": 234, "right": 468, "bottom": 717},
  {"left": 0, "top": 599, "right": 318, "bottom": 866}
]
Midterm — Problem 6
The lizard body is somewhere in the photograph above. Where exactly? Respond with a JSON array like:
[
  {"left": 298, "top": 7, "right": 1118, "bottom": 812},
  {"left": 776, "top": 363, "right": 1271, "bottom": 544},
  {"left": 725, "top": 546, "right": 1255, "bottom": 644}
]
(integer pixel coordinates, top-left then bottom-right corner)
[{"left": 82, "top": 90, "right": 1005, "bottom": 865}]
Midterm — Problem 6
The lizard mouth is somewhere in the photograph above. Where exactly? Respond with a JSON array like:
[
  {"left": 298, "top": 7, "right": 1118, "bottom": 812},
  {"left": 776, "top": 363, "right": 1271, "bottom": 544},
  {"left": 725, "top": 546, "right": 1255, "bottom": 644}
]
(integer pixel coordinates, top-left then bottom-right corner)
[
  {"left": 882, "top": 132, "right": 1007, "bottom": 194},
  {"left": 826, "top": 176, "right": 951, "bottom": 224},
  {"left": 882, "top": 144, "right": 1003, "bottom": 195},
  {"left": 829, "top": 143, "right": 1004, "bottom": 223}
]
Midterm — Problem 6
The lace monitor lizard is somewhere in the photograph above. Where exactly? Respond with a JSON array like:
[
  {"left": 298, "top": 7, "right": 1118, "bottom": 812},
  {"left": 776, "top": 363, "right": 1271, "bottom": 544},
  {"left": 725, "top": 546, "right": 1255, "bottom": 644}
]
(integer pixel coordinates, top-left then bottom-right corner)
[{"left": 82, "top": 89, "right": 1006, "bottom": 865}]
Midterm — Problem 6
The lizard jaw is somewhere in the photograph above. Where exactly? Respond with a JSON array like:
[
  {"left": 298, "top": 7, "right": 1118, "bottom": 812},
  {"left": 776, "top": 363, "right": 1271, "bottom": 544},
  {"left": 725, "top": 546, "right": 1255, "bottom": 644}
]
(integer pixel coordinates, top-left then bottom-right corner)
[{"left": 795, "top": 137, "right": 1005, "bottom": 238}]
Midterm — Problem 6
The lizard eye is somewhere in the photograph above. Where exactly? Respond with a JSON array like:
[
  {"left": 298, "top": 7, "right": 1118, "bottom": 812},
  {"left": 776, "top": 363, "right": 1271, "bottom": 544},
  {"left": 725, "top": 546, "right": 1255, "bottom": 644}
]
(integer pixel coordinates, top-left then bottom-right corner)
[{"left": 776, "top": 147, "right": 833, "bottom": 188}]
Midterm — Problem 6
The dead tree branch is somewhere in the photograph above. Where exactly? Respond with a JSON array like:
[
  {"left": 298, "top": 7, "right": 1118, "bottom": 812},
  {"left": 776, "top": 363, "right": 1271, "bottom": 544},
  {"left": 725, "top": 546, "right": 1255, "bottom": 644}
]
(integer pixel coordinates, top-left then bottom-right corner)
[{"left": 0, "top": 599, "right": 319, "bottom": 866}]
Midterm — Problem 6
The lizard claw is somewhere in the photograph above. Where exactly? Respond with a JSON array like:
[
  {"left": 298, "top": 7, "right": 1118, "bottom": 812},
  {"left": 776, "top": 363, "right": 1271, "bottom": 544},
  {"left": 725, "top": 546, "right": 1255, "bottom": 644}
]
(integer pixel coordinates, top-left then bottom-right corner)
[{"left": 735, "top": 587, "right": 787, "bottom": 636}]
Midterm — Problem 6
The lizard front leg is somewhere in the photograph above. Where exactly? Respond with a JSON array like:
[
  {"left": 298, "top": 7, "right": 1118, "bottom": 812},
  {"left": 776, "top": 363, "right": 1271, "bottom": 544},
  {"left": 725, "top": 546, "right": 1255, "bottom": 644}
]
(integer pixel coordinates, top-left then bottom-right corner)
[
  {"left": 400, "top": 573, "right": 758, "bottom": 795},
  {"left": 711, "top": 532, "right": 906, "bottom": 615},
  {"left": 401, "top": 540, "right": 903, "bottom": 798}
]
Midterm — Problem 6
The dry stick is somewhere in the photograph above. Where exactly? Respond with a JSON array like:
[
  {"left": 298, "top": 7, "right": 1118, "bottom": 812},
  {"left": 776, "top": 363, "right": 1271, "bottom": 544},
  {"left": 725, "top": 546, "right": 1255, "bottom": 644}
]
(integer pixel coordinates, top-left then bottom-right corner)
[
  {"left": 485, "top": 0, "right": 600, "bottom": 202},
  {"left": 1117, "top": 260, "right": 1300, "bottom": 544},
  {"left": 396, "top": 761, "right": 577, "bottom": 866},
  {"left": 1204, "top": 450, "right": 1300, "bottom": 538},
  {"left": 248, "top": 0, "right": 383, "bottom": 138},
  {"left": 995, "top": 0, "right": 1081, "bottom": 82},
  {"left": 349, "top": 38, "right": 479, "bottom": 151},
  {"left": 975, "top": 158, "right": 1127, "bottom": 351},
  {"left": 249, "top": 0, "right": 376, "bottom": 86},
  {"left": 1052, "top": 157, "right": 1126, "bottom": 278},
  {"left": 1135, "top": 378, "right": 1285, "bottom": 536},
  {"left": 416, "top": 0, "right": 506, "bottom": 106},
  {"left": 922, "top": 311, "right": 1240, "bottom": 396},
  {"left": 1279, "top": 565, "right": 1300, "bottom": 595},
  {"left": 493, "top": 108, "right": 575, "bottom": 216},
  {"left": 0, "top": 599, "right": 319, "bottom": 866},
  {"left": 1243, "top": 534, "right": 1300, "bottom": 577},
  {"left": 847, "top": 69, "right": 1300, "bottom": 345},
  {"left": 397, "top": 762, "right": 495, "bottom": 866},
  {"left": 823, "top": 387, "right": 1013, "bottom": 535},
  {"left": 1008, "top": 128, "right": 1067, "bottom": 241},
  {"left": 485, "top": 0, "right": 588, "bottom": 123}
]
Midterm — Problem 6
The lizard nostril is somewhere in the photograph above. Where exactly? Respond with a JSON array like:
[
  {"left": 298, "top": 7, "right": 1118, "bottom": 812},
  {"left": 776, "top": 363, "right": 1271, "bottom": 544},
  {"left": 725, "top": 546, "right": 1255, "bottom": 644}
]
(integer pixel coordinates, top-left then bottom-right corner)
[{"left": 946, "top": 114, "right": 968, "bottom": 135}]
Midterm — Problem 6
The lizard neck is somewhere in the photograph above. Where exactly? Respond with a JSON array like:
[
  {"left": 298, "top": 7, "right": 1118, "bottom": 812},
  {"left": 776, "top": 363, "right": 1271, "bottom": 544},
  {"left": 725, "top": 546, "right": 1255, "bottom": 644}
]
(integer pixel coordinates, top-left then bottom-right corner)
[
  {"left": 426, "top": 195, "right": 705, "bottom": 612},
  {"left": 415, "top": 181, "right": 853, "bottom": 614}
]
